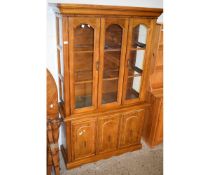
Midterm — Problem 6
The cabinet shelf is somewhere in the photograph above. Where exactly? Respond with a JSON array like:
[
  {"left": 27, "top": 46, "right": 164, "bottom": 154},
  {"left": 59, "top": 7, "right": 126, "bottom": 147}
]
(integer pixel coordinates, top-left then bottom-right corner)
[
  {"left": 74, "top": 50, "right": 94, "bottom": 53},
  {"left": 74, "top": 44, "right": 94, "bottom": 52},
  {"left": 104, "top": 46, "right": 121, "bottom": 52},
  {"left": 75, "top": 80, "right": 93, "bottom": 85},
  {"left": 103, "top": 77, "right": 119, "bottom": 81}
]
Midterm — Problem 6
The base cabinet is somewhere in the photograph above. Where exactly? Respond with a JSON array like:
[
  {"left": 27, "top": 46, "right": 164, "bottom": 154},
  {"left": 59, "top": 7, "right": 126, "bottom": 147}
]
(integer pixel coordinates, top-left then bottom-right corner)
[
  {"left": 71, "top": 118, "right": 96, "bottom": 160},
  {"left": 65, "top": 108, "right": 145, "bottom": 168}
]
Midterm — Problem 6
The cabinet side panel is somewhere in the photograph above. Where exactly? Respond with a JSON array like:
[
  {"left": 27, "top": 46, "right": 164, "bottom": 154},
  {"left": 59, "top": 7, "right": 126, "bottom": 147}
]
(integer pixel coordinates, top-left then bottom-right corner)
[{"left": 62, "top": 17, "right": 70, "bottom": 116}]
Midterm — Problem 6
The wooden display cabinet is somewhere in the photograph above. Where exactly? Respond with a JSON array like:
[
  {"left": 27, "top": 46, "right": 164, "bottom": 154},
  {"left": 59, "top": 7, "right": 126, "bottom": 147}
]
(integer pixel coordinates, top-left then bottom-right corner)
[{"left": 53, "top": 4, "right": 162, "bottom": 168}]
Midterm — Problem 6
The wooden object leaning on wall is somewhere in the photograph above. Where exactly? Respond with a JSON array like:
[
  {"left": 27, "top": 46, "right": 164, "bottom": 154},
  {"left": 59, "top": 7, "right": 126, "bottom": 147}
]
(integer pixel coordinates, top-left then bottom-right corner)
[
  {"left": 142, "top": 23, "right": 163, "bottom": 147},
  {"left": 47, "top": 69, "right": 60, "bottom": 175}
]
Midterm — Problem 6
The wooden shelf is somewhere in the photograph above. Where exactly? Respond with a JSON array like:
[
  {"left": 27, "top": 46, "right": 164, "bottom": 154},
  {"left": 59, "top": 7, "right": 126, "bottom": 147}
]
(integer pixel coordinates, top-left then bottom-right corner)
[
  {"left": 74, "top": 44, "right": 94, "bottom": 52},
  {"left": 103, "top": 77, "right": 119, "bottom": 81},
  {"left": 74, "top": 50, "right": 94, "bottom": 53},
  {"left": 75, "top": 80, "right": 93, "bottom": 85},
  {"left": 104, "top": 48, "right": 121, "bottom": 52}
]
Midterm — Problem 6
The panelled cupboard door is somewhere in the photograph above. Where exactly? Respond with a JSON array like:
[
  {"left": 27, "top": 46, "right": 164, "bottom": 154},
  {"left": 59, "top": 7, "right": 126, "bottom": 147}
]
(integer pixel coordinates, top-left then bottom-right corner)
[
  {"left": 69, "top": 17, "right": 100, "bottom": 114},
  {"left": 71, "top": 119, "right": 96, "bottom": 160},
  {"left": 122, "top": 18, "right": 155, "bottom": 104},
  {"left": 98, "top": 18, "right": 128, "bottom": 108},
  {"left": 119, "top": 110, "right": 145, "bottom": 147},
  {"left": 97, "top": 114, "right": 120, "bottom": 153}
]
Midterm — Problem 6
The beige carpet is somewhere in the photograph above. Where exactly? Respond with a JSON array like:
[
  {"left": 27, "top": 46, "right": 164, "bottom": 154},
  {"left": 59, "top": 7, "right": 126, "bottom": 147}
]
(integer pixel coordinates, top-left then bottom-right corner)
[{"left": 59, "top": 141, "right": 163, "bottom": 175}]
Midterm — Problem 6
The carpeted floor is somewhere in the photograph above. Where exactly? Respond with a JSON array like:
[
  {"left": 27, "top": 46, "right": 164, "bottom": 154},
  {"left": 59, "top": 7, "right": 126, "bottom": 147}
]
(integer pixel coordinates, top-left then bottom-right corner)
[{"left": 58, "top": 141, "right": 163, "bottom": 175}]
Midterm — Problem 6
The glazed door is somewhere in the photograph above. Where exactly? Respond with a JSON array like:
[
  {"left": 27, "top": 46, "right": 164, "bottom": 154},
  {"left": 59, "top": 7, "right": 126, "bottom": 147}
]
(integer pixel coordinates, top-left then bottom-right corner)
[
  {"left": 69, "top": 17, "right": 100, "bottom": 113},
  {"left": 71, "top": 118, "right": 96, "bottom": 160},
  {"left": 98, "top": 18, "right": 128, "bottom": 108},
  {"left": 119, "top": 110, "right": 145, "bottom": 147},
  {"left": 97, "top": 114, "right": 120, "bottom": 153},
  {"left": 122, "top": 19, "right": 155, "bottom": 104}
]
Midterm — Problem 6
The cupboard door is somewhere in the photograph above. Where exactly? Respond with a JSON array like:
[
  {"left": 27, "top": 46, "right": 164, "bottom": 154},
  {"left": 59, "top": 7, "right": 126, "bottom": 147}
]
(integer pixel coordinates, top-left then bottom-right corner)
[
  {"left": 98, "top": 114, "right": 120, "bottom": 153},
  {"left": 98, "top": 18, "right": 128, "bottom": 108},
  {"left": 122, "top": 19, "right": 155, "bottom": 104},
  {"left": 69, "top": 17, "right": 100, "bottom": 113},
  {"left": 71, "top": 119, "right": 96, "bottom": 160},
  {"left": 119, "top": 110, "right": 145, "bottom": 147}
]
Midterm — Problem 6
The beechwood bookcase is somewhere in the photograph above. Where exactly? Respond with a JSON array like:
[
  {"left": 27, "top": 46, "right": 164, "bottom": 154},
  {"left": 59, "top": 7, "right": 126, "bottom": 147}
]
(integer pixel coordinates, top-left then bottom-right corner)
[{"left": 52, "top": 3, "right": 163, "bottom": 168}]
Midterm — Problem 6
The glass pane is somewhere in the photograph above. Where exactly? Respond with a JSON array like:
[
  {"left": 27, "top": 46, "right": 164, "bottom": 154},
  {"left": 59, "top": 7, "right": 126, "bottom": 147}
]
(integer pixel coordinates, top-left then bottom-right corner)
[
  {"left": 102, "top": 24, "right": 122, "bottom": 104},
  {"left": 128, "top": 50, "right": 145, "bottom": 76},
  {"left": 74, "top": 24, "right": 94, "bottom": 51},
  {"left": 131, "top": 24, "right": 148, "bottom": 49},
  {"left": 74, "top": 24, "right": 94, "bottom": 108},
  {"left": 74, "top": 52, "right": 93, "bottom": 82},
  {"left": 102, "top": 79, "right": 118, "bottom": 104},
  {"left": 75, "top": 83, "right": 92, "bottom": 108},
  {"left": 104, "top": 24, "right": 122, "bottom": 50},
  {"left": 126, "top": 50, "right": 145, "bottom": 100},
  {"left": 126, "top": 76, "right": 141, "bottom": 99}
]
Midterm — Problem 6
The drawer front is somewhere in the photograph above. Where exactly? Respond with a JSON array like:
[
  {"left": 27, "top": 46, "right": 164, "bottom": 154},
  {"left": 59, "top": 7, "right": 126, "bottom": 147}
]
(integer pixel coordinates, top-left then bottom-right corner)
[
  {"left": 71, "top": 118, "right": 96, "bottom": 160},
  {"left": 119, "top": 110, "right": 145, "bottom": 147},
  {"left": 98, "top": 114, "right": 120, "bottom": 153}
]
